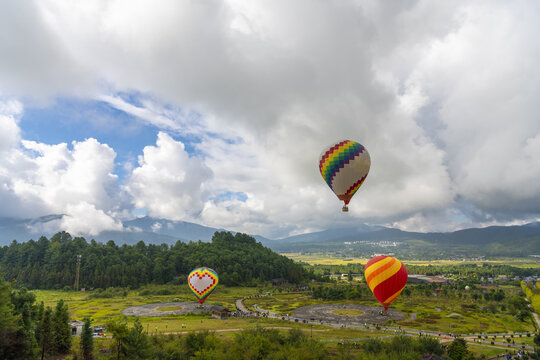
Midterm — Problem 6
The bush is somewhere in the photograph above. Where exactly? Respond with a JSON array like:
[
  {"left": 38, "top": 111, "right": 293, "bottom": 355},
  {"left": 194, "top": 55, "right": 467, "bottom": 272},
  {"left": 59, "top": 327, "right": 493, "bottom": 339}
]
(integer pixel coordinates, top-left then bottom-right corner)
[{"left": 88, "top": 287, "right": 129, "bottom": 299}]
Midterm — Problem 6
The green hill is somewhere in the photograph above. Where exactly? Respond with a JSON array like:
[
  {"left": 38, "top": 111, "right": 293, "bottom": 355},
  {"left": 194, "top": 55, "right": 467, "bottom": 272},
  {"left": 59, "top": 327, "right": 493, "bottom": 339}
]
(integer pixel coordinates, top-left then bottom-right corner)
[{"left": 0, "top": 231, "right": 306, "bottom": 289}]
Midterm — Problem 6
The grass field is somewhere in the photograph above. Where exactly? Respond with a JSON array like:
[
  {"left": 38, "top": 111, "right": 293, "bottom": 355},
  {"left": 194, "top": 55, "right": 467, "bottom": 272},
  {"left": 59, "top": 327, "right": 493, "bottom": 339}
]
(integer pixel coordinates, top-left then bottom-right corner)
[
  {"left": 244, "top": 291, "right": 536, "bottom": 334},
  {"left": 32, "top": 283, "right": 538, "bottom": 359},
  {"left": 282, "top": 253, "right": 540, "bottom": 268},
  {"left": 34, "top": 285, "right": 264, "bottom": 327},
  {"left": 31, "top": 251, "right": 540, "bottom": 359}
]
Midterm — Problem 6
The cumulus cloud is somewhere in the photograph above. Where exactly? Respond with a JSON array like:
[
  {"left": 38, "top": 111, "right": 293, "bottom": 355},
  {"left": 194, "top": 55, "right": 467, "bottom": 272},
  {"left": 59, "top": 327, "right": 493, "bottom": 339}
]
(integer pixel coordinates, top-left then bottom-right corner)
[
  {"left": 0, "top": 0, "right": 539, "bottom": 237},
  {"left": 16, "top": 138, "right": 124, "bottom": 215},
  {"left": 0, "top": 104, "right": 128, "bottom": 234},
  {"left": 60, "top": 202, "right": 122, "bottom": 236},
  {"left": 127, "top": 132, "right": 212, "bottom": 220},
  {"left": 0, "top": 100, "right": 23, "bottom": 154}
]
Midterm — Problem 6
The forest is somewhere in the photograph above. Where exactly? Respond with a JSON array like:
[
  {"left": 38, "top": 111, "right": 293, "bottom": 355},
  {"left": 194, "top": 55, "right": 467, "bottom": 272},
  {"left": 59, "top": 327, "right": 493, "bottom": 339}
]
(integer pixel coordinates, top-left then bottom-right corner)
[{"left": 0, "top": 231, "right": 307, "bottom": 289}]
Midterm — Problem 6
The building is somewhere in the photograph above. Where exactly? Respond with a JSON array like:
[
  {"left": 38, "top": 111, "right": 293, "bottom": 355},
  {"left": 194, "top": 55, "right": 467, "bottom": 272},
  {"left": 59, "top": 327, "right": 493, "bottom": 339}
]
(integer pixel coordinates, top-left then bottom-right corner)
[
  {"left": 70, "top": 320, "right": 85, "bottom": 336},
  {"left": 407, "top": 274, "right": 448, "bottom": 285},
  {"left": 210, "top": 306, "right": 230, "bottom": 319},
  {"left": 70, "top": 320, "right": 104, "bottom": 336}
]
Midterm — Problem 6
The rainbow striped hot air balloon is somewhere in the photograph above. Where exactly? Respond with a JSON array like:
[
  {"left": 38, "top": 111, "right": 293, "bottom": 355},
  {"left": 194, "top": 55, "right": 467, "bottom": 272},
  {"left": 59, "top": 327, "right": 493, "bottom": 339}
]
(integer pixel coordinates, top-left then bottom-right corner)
[
  {"left": 188, "top": 267, "right": 219, "bottom": 304},
  {"left": 364, "top": 255, "right": 408, "bottom": 311},
  {"left": 319, "top": 140, "right": 370, "bottom": 212}
]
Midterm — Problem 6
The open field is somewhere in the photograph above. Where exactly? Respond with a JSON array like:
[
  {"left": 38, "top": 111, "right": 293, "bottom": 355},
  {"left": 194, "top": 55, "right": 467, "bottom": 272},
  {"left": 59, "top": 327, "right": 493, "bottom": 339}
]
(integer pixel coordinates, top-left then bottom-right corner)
[
  {"left": 32, "top": 282, "right": 538, "bottom": 359},
  {"left": 34, "top": 285, "right": 263, "bottom": 326},
  {"left": 35, "top": 285, "right": 535, "bottom": 335},
  {"left": 282, "top": 253, "right": 540, "bottom": 268},
  {"left": 244, "top": 289, "right": 536, "bottom": 334},
  {"left": 32, "top": 251, "right": 540, "bottom": 358}
]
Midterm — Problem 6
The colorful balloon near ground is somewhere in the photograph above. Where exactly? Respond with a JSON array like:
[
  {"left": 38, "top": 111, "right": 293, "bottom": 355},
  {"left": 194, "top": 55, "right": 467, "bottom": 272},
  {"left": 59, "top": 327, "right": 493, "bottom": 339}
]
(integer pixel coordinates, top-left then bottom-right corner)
[
  {"left": 319, "top": 140, "right": 370, "bottom": 212},
  {"left": 364, "top": 255, "right": 408, "bottom": 310},
  {"left": 188, "top": 267, "right": 219, "bottom": 304}
]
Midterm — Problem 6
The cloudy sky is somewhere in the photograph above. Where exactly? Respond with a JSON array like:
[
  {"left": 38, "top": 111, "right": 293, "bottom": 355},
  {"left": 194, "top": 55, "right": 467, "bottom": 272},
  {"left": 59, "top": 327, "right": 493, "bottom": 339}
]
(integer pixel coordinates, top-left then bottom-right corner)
[{"left": 1, "top": 0, "right": 539, "bottom": 239}]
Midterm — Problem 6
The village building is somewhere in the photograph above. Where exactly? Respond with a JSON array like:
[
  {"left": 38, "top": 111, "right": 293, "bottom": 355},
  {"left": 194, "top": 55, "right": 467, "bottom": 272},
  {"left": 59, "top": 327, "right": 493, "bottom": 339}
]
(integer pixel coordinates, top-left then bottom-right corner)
[
  {"left": 407, "top": 274, "right": 448, "bottom": 285},
  {"left": 210, "top": 305, "right": 230, "bottom": 319},
  {"left": 70, "top": 320, "right": 85, "bottom": 336},
  {"left": 70, "top": 320, "right": 104, "bottom": 336}
]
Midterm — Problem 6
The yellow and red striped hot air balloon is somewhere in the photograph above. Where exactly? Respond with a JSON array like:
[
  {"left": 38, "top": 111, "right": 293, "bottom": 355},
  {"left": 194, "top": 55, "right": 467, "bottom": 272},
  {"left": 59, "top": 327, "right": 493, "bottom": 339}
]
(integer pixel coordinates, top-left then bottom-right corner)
[
  {"left": 319, "top": 140, "right": 370, "bottom": 212},
  {"left": 364, "top": 255, "right": 408, "bottom": 311}
]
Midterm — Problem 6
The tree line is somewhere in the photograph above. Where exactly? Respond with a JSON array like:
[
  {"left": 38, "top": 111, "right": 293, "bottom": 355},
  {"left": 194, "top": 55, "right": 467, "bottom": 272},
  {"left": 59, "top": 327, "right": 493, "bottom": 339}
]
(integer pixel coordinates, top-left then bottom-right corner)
[
  {"left": 0, "top": 231, "right": 307, "bottom": 290},
  {"left": 0, "top": 282, "right": 72, "bottom": 359},
  {"left": 74, "top": 324, "right": 472, "bottom": 359}
]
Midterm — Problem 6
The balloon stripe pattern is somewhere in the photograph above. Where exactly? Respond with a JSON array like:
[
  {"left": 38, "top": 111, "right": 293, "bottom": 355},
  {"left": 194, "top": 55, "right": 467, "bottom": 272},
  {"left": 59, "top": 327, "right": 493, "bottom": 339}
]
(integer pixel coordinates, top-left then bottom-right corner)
[
  {"left": 364, "top": 255, "right": 408, "bottom": 310},
  {"left": 188, "top": 267, "right": 219, "bottom": 304},
  {"left": 344, "top": 176, "right": 368, "bottom": 197},
  {"left": 319, "top": 140, "right": 365, "bottom": 190},
  {"left": 319, "top": 140, "right": 370, "bottom": 206}
]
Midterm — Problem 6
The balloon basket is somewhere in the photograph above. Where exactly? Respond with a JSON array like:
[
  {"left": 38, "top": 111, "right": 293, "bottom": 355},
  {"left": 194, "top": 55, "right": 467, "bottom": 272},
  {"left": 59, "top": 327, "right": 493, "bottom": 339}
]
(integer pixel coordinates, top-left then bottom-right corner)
[{"left": 342, "top": 205, "right": 349, "bottom": 212}]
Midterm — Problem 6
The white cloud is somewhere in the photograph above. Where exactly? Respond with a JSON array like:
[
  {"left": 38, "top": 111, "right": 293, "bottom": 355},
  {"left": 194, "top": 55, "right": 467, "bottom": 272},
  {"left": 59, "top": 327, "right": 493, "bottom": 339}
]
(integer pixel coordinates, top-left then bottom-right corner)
[
  {"left": 0, "top": 100, "right": 22, "bottom": 154},
  {"left": 60, "top": 202, "right": 123, "bottom": 236},
  {"left": 0, "top": 1, "right": 539, "bottom": 237},
  {"left": 0, "top": 108, "right": 128, "bottom": 234},
  {"left": 16, "top": 138, "right": 123, "bottom": 215},
  {"left": 394, "top": 2, "right": 540, "bottom": 220},
  {"left": 127, "top": 132, "right": 212, "bottom": 220}
]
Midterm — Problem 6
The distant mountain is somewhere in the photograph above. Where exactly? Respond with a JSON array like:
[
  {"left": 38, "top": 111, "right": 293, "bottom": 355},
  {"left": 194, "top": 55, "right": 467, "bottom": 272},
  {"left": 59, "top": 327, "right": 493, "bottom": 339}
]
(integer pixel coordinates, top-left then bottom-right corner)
[
  {"left": 0, "top": 215, "right": 64, "bottom": 245},
  {"left": 1, "top": 215, "right": 539, "bottom": 257},
  {"left": 0, "top": 215, "right": 273, "bottom": 246},
  {"left": 273, "top": 222, "right": 540, "bottom": 258}
]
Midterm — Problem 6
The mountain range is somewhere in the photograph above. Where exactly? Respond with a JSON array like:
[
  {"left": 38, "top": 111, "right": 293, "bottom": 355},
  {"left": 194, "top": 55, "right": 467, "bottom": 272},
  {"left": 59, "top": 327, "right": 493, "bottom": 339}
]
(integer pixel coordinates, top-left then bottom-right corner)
[
  {"left": 0, "top": 215, "right": 270, "bottom": 246},
  {"left": 1, "top": 215, "right": 539, "bottom": 258}
]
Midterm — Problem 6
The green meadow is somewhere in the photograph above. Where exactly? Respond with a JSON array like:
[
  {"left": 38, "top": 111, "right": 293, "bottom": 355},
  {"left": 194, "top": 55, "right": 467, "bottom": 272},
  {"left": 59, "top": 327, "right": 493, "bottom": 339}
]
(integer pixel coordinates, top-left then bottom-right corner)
[{"left": 34, "top": 281, "right": 536, "bottom": 337}]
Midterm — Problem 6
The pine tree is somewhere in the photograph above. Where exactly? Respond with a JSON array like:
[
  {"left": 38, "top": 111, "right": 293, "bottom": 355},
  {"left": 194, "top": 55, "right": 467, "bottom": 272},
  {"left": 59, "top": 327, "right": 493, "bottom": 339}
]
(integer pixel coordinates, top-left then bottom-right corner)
[
  {"left": 20, "top": 302, "right": 38, "bottom": 358},
  {"left": 106, "top": 319, "right": 129, "bottom": 360},
  {"left": 0, "top": 279, "right": 24, "bottom": 360},
  {"left": 125, "top": 318, "right": 152, "bottom": 360},
  {"left": 34, "top": 301, "right": 45, "bottom": 347},
  {"left": 40, "top": 307, "right": 53, "bottom": 360},
  {"left": 0, "top": 279, "right": 17, "bottom": 330},
  {"left": 80, "top": 318, "right": 94, "bottom": 360},
  {"left": 52, "top": 299, "right": 72, "bottom": 354}
]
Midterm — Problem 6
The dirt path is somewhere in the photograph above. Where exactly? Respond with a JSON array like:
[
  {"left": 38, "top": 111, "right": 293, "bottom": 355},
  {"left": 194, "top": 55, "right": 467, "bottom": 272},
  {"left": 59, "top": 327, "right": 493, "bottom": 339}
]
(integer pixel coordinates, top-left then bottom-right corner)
[{"left": 532, "top": 311, "right": 540, "bottom": 329}]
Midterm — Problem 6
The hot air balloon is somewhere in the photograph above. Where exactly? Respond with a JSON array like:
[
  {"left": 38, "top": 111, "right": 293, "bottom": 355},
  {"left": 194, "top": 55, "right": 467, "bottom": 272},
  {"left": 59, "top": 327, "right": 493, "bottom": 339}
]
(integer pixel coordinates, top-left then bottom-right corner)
[
  {"left": 364, "top": 255, "right": 407, "bottom": 312},
  {"left": 319, "top": 140, "right": 370, "bottom": 212},
  {"left": 188, "top": 267, "right": 219, "bottom": 304}
]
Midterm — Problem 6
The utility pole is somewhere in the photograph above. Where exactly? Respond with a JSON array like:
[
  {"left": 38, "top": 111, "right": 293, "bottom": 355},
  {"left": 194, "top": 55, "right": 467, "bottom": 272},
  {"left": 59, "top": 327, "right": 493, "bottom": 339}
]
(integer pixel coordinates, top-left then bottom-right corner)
[{"left": 74, "top": 254, "right": 81, "bottom": 291}]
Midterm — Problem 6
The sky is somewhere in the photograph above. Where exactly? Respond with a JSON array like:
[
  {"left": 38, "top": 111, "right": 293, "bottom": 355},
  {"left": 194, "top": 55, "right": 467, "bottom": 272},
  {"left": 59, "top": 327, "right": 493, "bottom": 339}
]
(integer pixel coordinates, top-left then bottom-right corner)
[{"left": 1, "top": 0, "right": 539, "bottom": 239}]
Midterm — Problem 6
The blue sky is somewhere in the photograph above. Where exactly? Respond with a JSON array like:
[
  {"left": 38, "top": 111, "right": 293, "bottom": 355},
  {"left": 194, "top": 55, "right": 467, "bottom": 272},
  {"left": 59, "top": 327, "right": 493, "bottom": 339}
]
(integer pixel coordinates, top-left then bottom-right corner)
[
  {"left": 0, "top": 1, "right": 539, "bottom": 238},
  {"left": 21, "top": 98, "right": 154, "bottom": 180}
]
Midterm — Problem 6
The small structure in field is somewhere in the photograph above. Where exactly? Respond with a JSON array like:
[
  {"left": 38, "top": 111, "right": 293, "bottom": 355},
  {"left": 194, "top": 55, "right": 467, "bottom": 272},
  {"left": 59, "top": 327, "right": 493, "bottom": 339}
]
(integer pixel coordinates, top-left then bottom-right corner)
[
  {"left": 210, "top": 305, "right": 230, "bottom": 319},
  {"left": 70, "top": 320, "right": 85, "bottom": 336}
]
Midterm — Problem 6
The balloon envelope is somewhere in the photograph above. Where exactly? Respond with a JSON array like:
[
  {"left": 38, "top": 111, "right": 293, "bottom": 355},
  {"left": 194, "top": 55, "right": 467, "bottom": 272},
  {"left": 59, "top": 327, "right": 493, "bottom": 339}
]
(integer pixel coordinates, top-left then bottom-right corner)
[
  {"left": 319, "top": 140, "right": 370, "bottom": 209},
  {"left": 188, "top": 267, "right": 219, "bottom": 304},
  {"left": 364, "top": 255, "right": 407, "bottom": 310}
]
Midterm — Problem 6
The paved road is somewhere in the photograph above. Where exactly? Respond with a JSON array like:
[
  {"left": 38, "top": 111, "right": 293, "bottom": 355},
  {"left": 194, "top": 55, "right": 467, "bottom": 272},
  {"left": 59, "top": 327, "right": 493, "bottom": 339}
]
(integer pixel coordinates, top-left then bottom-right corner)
[{"left": 235, "top": 298, "right": 249, "bottom": 313}]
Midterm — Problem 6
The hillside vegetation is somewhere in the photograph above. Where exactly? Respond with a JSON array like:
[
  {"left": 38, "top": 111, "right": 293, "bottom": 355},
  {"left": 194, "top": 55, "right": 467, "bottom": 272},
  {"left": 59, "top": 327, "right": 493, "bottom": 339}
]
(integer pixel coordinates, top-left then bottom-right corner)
[{"left": 0, "top": 231, "right": 306, "bottom": 289}]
